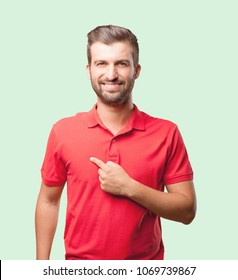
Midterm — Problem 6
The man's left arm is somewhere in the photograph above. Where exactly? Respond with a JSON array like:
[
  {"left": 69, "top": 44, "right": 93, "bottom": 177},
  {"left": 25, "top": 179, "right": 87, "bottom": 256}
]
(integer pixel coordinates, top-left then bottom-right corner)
[
  {"left": 129, "top": 180, "right": 196, "bottom": 224},
  {"left": 90, "top": 157, "right": 196, "bottom": 224}
]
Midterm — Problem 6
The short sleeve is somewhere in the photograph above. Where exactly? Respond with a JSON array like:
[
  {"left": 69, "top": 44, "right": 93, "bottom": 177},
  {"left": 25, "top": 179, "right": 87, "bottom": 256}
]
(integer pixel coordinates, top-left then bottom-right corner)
[
  {"left": 41, "top": 127, "right": 67, "bottom": 186},
  {"left": 163, "top": 126, "right": 193, "bottom": 185}
]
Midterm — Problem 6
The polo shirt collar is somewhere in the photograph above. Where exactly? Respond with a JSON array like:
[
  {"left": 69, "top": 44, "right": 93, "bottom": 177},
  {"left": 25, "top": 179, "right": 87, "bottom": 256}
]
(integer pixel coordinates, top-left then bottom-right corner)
[{"left": 87, "top": 103, "right": 146, "bottom": 131}]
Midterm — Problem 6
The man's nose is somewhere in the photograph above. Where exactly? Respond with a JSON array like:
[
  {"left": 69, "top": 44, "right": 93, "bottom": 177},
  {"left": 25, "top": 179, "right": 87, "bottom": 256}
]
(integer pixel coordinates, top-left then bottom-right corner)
[{"left": 105, "top": 65, "right": 118, "bottom": 80}]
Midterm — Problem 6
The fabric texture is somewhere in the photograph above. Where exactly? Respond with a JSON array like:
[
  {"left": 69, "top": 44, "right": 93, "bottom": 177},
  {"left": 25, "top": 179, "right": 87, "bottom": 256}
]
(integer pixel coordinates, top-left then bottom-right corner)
[{"left": 41, "top": 104, "right": 193, "bottom": 259}]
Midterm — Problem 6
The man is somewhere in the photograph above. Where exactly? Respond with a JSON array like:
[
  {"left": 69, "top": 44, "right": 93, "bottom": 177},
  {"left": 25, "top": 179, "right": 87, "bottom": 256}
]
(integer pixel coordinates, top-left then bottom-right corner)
[{"left": 35, "top": 25, "right": 196, "bottom": 260}]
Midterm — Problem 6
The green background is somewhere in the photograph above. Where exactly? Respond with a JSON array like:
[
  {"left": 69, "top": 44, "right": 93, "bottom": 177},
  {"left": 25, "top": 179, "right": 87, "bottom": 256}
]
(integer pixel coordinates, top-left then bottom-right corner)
[{"left": 1, "top": 0, "right": 237, "bottom": 259}]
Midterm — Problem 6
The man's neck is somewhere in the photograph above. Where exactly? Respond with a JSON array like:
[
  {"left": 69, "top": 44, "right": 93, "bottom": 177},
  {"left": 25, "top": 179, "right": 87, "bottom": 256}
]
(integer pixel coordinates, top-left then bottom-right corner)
[{"left": 96, "top": 99, "right": 134, "bottom": 136}]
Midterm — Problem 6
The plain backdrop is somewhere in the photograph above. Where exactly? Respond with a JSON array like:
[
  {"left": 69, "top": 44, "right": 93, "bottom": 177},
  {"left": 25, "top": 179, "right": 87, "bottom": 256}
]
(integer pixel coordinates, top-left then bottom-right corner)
[{"left": 0, "top": 0, "right": 237, "bottom": 259}]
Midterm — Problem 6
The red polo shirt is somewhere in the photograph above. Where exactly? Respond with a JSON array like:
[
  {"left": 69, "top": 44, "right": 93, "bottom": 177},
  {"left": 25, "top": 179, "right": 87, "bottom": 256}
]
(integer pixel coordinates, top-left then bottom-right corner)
[{"left": 41, "top": 104, "right": 193, "bottom": 260}]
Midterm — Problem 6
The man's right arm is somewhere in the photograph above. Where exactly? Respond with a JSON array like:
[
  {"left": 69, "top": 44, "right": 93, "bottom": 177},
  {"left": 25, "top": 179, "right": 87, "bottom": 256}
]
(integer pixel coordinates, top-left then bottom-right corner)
[{"left": 35, "top": 182, "right": 64, "bottom": 260}]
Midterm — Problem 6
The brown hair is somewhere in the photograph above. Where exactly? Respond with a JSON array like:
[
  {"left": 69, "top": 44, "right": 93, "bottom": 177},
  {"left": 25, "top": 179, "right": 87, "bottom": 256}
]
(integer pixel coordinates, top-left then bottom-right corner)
[{"left": 87, "top": 25, "right": 139, "bottom": 66}]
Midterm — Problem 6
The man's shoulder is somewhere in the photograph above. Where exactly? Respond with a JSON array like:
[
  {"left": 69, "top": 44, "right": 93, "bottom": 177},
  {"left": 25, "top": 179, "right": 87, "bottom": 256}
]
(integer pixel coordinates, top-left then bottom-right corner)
[
  {"left": 52, "top": 111, "right": 89, "bottom": 132},
  {"left": 142, "top": 110, "right": 178, "bottom": 131}
]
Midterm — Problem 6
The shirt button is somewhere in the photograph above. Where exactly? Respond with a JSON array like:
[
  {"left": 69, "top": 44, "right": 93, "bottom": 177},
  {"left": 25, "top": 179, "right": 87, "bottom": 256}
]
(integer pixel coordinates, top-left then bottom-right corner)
[{"left": 112, "top": 139, "right": 116, "bottom": 143}]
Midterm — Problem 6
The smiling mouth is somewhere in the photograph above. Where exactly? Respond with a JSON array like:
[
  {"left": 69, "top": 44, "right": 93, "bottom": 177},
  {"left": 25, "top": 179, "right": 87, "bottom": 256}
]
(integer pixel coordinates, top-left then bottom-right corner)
[{"left": 101, "top": 82, "right": 123, "bottom": 89}]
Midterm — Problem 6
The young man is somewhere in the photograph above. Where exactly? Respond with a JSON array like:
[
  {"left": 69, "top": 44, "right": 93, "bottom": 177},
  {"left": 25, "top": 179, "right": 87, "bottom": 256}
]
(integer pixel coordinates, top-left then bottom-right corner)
[{"left": 35, "top": 25, "right": 196, "bottom": 260}]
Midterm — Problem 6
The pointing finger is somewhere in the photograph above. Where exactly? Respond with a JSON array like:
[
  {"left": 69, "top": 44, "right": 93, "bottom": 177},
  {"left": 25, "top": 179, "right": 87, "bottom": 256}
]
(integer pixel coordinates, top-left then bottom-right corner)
[{"left": 90, "top": 157, "right": 107, "bottom": 169}]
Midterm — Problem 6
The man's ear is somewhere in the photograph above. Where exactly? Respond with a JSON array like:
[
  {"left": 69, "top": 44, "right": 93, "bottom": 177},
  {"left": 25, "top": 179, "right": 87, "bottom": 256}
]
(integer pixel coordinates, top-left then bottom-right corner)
[
  {"left": 134, "top": 64, "right": 141, "bottom": 79},
  {"left": 86, "top": 64, "right": 91, "bottom": 80}
]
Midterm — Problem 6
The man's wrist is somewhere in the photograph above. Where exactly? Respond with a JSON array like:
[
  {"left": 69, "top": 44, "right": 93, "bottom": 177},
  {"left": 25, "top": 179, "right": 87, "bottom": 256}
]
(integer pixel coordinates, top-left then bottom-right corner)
[{"left": 126, "top": 178, "right": 140, "bottom": 199}]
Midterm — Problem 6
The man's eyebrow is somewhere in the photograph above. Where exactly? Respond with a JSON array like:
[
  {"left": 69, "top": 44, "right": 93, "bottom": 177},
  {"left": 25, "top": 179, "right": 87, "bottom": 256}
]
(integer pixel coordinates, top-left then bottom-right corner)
[
  {"left": 117, "top": 59, "right": 130, "bottom": 64},
  {"left": 94, "top": 60, "right": 106, "bottom": 64},
  {"left": 93, "top": 59, "right": 131, "bottom": 64},
  {"left": 116, "top": 59, "right": 130, "bottom": 62}
]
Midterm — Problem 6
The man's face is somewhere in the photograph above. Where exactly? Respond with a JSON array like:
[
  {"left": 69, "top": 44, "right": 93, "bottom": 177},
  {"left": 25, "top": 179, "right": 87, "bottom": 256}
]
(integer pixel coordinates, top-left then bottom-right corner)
[{"left": 86, "top": 41, "right": 141, "bottom": 106}]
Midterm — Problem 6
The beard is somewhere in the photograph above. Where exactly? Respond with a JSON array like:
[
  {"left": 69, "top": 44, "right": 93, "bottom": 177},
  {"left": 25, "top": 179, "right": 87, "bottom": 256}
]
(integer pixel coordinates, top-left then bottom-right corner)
[{"left": 90, "top": 77, "right": 135, "bottom": 106}]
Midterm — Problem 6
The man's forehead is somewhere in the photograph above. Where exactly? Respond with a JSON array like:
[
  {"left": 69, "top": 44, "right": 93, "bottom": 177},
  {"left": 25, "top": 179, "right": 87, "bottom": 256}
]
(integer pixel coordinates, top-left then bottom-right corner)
[{"left": 90, "top": 41, "right": 133, "bottom": 61}]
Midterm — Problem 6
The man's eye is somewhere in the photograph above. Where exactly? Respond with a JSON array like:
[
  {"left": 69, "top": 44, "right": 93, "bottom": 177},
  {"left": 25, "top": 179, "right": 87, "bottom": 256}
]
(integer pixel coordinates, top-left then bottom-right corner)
[
  {"left": 118, "top": 61, "right": 130, "bottom": 67},
  {"left": 96, "top": 62, "right": 105, "bottom": 66}
]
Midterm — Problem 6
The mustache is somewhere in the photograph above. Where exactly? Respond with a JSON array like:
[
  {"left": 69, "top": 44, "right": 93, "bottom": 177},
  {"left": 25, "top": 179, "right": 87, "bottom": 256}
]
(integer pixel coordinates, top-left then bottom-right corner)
[{"left": 100, "top": 78, "right": 124, "bottom": 84}]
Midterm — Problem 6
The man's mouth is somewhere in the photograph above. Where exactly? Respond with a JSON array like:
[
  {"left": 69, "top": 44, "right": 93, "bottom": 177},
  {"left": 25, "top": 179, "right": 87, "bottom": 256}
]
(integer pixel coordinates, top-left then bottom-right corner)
[{"left": 101, "top": 81, "right": 123, "bottom": 90}]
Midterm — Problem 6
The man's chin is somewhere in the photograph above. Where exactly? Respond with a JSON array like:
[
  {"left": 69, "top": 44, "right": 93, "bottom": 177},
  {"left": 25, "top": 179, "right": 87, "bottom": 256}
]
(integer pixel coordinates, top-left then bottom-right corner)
[{"left": 99, "top": 95, "right": 128, "bottom": 106}]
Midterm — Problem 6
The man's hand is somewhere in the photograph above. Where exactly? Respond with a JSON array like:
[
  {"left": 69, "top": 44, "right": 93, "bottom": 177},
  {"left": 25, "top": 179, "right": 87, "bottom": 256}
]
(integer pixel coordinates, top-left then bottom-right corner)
[
  {"left": 90, "top": 157, "right": 133, "bottom": 196},
  {"left": 90, "top": 157, "right": 196, "bottom": 224}
]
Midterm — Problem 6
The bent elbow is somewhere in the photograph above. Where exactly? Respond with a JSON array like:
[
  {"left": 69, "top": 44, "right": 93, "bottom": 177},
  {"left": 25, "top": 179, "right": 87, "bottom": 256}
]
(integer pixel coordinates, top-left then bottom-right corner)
[
  {"left": 183, "top": 213, "right": 195, "bottom": 225},
  {"left": 182, "top": 197, "right": 197, "bottom": 225},
  {"left": 182, "top": 207, "right": 196, "bottom": 225}
]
